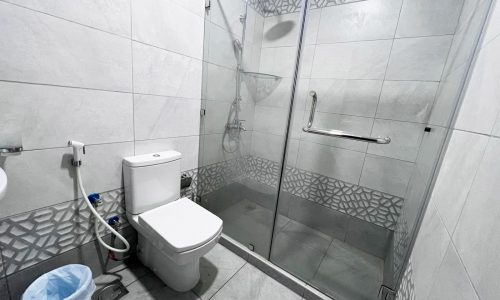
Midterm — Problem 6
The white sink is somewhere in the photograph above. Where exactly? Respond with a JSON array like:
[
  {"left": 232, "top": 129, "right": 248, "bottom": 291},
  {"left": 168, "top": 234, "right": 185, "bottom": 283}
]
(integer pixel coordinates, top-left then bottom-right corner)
[{"left": 0, "top": 167, "right": 6, "bottom": 201}]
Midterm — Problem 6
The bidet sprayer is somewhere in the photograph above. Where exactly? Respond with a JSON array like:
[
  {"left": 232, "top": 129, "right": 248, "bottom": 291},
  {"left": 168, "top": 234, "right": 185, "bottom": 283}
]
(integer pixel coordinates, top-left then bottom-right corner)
[{"left": 68, "top": 140, "right": 85, "bottom": 166}]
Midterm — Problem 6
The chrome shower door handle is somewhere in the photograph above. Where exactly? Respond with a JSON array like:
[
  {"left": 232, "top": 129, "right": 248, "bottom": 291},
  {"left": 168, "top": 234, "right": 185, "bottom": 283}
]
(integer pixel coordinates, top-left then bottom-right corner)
[{"left": 303, "top": 90, "right": 391, "bottom": 144}]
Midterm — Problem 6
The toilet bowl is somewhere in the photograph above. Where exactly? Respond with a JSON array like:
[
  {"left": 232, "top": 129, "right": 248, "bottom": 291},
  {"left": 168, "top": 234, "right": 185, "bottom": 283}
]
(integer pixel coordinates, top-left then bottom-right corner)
[{"left": 123, "top": 151, "right": 223, "bottom": 292}]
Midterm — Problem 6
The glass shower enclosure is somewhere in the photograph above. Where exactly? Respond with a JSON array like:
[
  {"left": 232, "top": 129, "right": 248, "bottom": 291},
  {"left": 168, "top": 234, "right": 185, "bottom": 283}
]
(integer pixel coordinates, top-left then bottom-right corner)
[{"left": 197, "top": 0, "right": 491, "bottom": 299}]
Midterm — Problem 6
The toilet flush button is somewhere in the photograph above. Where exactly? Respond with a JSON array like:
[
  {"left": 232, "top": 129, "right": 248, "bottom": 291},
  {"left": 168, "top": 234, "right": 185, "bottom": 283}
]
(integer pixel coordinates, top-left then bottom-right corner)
[{"left": 153, "top": 154, "right": 160, "bottom": 157}]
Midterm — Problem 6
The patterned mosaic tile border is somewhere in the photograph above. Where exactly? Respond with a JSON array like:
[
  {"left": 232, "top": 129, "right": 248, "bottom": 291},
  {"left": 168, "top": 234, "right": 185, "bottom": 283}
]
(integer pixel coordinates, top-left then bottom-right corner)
[
  {"left": 0, "top": 189, "right": 127, "bottom": 275},
  {"left": 396, "top": 260, "right": 415, "bottom": 300},
  {"left": 197, "top": 155, "right": 404, "bottom": 229},
  {"left": 247, "top": 0, "right": 367, "bottom": 17}
]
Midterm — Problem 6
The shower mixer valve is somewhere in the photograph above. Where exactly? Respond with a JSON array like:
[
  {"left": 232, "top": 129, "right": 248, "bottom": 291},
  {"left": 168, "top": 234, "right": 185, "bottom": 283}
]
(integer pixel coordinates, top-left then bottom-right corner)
[{"left": 226, "top": 120, "right": 246, "bottom": 131}]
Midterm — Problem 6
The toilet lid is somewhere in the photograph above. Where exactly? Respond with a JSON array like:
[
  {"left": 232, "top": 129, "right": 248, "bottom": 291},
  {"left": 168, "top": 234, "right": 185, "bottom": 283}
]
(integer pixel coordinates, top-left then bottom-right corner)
[{"left": 138, "top": 197, "right": 223, "bottom": 253}]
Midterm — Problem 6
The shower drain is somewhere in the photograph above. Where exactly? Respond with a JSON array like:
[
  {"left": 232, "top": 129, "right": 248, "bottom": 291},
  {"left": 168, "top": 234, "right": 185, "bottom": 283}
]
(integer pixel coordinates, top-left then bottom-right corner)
[{"left": 92, "top": 280, "right": 129, "bottom": 300}]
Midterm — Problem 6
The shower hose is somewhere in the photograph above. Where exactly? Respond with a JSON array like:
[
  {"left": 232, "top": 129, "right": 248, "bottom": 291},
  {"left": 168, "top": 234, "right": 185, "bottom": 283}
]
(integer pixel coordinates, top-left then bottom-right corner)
[{"left": 75, "top": 166, "right": 130, "bottom": 253}]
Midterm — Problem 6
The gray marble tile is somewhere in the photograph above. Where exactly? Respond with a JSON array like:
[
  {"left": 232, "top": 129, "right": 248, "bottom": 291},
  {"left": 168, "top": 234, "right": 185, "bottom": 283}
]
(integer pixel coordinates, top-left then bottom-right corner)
[
  {"left": 427, "top": 244, "right": 479, "bottom": 300},
  {"left": 396, "top": 0, "right": 463, "bottom": 38},
  {"left": 345, "top": 217, "right": 392, "bottom": 259},
  {"left": 453, "top": 137, "right": 500, "bottom": 300},
  {"left": 251, "top": 131, "right": 285, "bottom": 163},
  {"left": 122, "top": 273, "right": 200, "bottom": 300},
  {"left": 131, "top": 0, "right": 204, "bottom": 59},
  {"left": 134, "top": 94, "right": 200, "bottom": 140},
  {"left": 368, "top": 119, "right": 426, "bottom": 162},
  {"left": 317, "top": 0, "right": 401, "bottom": 43},
  {"left": 204, "top": 63, "right": 237, "bottom": 102},
  {"left": 310, "top": 239, "right": 384, "bottom": 300},
  {"left": 386, "top": 36, "right": 453, "bottom": 81},
  {"left": 287, "top": 193, "right": 349, "bottom": 241},
  {"left": 5, "top": 0, "right": 132, "bottom": 37},
  {"left": 212, "top": 263, "right": 302, "bottom": 300},
  {"left": 307, "top": 79, "right": 383, "bottom": 118},
  {"left": 376, "top": 81, "right": 439, "bottom": 123},
  {"left": 208, "top": 0, "right": 245, "bottom": 38},
  {"left": 0, "top": 2, "right": 132, "bottom": 92},
  {"left": 217, "top": 200, "right": 274, "bottom": 257},
  {"left": 270, "top": 223, "right": 330, "bottom": 281},
  {"left": 206, "top": 22, "right": 239, "bottom": 70},
  {"left": 360, "top": 154, "right": 414, "bottom": 197},
  {"left": 193, "top": 244, "right": 246, "bottom": 300},
  {"left": 410, "top": 206, "right": 451, "bottom": 300},
  {"left": 0, "top": 82, "right": 133, "bottom": 150},
  {"left": 312, "top": 40, "right": 392, "bottom": 80},
  {"left": 432, "top": 130, "right": 488, "bottom": 233},
  {"left": 132, "top": 42, "right": 202, "bottom": 99},
  {"left": 253, "top": 106, "right": 289, "bottom": 136},
  {"left": 296, "top": 141, "right": 365, "bottom": 185},
  {"left": 454, "top": 36, "right": 500, "bottom": 135}
]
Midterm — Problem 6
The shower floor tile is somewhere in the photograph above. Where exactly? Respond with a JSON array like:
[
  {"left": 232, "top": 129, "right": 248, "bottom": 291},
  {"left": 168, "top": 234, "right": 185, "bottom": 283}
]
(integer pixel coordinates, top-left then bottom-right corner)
[
  {"left": 92, "top": 243, "right": 302, "bottom": 300},
  {"left": 310, "top": 239, "right": 384, "bottom": 300}
]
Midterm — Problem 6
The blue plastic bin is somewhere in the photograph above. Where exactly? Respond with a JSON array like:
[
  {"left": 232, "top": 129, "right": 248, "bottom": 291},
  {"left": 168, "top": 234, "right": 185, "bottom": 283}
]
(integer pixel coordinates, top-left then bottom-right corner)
[{"left": 22, "top": 264, "right": 96, "bottom": 300}]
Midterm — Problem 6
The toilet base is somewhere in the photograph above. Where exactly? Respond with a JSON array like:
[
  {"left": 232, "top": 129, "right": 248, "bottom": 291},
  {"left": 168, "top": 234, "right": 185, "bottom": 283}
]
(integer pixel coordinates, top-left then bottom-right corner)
[{"left": 137, "top": 234, "right": 200, "bottom": 292}]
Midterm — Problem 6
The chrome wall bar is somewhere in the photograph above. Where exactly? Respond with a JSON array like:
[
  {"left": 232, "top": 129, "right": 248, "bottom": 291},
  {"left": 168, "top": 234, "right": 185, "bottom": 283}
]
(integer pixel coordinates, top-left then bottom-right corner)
[{"left": 303, "top": 91, "right": 391, "bottom": 144}]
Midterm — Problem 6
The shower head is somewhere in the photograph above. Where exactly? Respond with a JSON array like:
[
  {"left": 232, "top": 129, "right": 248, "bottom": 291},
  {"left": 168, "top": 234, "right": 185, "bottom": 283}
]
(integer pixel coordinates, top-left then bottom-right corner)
[{"left": 233, "top": 39, "right": 242, "bottom": 51}]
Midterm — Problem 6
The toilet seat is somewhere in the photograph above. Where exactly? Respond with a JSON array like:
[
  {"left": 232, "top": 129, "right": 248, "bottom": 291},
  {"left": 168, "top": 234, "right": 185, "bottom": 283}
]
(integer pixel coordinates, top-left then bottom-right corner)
[{"left": 138, "top": 197, "right": 223, "bottom": 253}]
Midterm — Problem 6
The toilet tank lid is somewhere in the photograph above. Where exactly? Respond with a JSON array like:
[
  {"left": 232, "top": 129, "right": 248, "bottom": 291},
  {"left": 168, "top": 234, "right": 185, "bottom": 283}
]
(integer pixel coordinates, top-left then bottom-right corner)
[{"left": 123, "top": 151, "right": 181, "bottom": 167}]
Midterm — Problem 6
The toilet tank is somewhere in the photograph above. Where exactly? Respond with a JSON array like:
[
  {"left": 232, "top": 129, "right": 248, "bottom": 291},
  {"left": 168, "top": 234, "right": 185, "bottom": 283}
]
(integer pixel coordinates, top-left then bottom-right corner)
[{"left": 123, "top": 151, "right": 181, "bottom": 215}]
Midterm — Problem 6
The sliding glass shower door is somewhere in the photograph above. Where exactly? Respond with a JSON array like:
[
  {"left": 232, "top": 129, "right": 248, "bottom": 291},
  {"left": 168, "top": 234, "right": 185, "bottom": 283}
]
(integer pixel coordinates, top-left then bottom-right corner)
[{"left": 199, "top": 0, "right": 490, "bottom": 299}]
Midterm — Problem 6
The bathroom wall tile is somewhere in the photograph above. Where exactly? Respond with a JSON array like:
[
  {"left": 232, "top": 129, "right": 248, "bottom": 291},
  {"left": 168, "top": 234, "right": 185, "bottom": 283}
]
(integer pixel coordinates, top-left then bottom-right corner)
[
  {"left": 202, "top": 100, "right": 254, "bottom": 135},
  {"left": 201, "top": 132, "right": 250, "bottom": 166},
  {"left": 253, "top": 106, "right": 288, "bottom": 136},
  {"left": 410, "top": 207, "right": 451, "bottom": 300},
  {"left": 376, "top": 81, "right": 439, "bottom": 123},
  {"left": 396, "top": 0, "right": 463, "bottom": 38},
  {"left": 132, "top": 42, "right": 202, "bottom": 99},
  {"left": 131, "top": 0, "right": 204, "bottom": 59},
  {"left": 386, "top": 36, "right": 453, "bottom": 81},
  {"left": 307, "top": 79, "right": 382, "bottom": 117},
  {"left": 0, "top": 142, "right": 134, "bottom": 218},
  {"left": 444, "top": 0, "right": 490, "bottom": 76},
  {"left": 296, "top": 141, "right": 365, "bottom": 184},
  {"left": 205, "top": 64, "right": 237, "bottom": 102},
  {"left": 0, "top": 82, "right": 134, "bottom": 150},
  {"left": 0, "top": 277, "right": 8, "bottom": 300},
  {"left": 206, "top": 22, "right": 239, "bottom": 69},
  {"left": 454, "top": 36, "right": 500, "bottom": 134},
  {"left": 360, "top": 155, "right": 413, "bottom": 197},
  {"left": 427, "top": 244, "right": 479, "bottom": 300},
  {"left": 301, "top": 112, "right": 373, "bottom": 152},
  {"left": 317, "top": 0, "right": 401, "bottom": 43},
  {"left": 259, "top": 46, "right": 298, "bottom": 78},
  {"left": 428, "top": 63, "right": 468, "bottom": 127},
  {"left": 135, "top": 136, "right": 200, "bottom": 171},
  {"left": 311, "top": 40, "right": 392, "bottom": 80},
  {"left": 256, "top": 78, "right": 294, "bottom": 108},
  {"left": 453, "top": 137, "right": 500, "bottom": 300},
  {"left": 171, "top": 0, "right": 205, "bottom": 17},
  {"left": 414, "top": 126, "right": 447, "bottom": 181},
  {"left": 251, "top": 132, "right": 285, "bottom": 163},
  {"left": 431, "top": 130, "right": 487, "bottom": 233},
  {"left": 209, "top": 0, "right": 245, "bottom": 38},
  {"left": 481, "top": 0, "right": 500, "bottom": 47},
  {"left": 0, "top": 2, "right": 132, "bottom": 92},
  {"left": 134, "top": 94, "right": 200, "bottom": 140},
  {"left": 368, "top": 120, "right": 425, "bottom": 162},
  {"left": 5, "top": 0, "right": 132, "bottom": 37}
]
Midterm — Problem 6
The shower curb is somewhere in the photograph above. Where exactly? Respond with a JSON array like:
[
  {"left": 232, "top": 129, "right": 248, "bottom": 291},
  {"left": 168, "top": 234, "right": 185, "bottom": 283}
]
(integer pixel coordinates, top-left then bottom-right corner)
[{"left": 219, "top": 234, "right": 334, "bottom": 300}]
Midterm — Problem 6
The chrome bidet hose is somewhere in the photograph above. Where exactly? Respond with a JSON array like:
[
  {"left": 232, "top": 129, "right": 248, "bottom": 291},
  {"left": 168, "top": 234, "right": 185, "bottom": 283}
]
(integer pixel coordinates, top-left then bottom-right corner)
[{"left": 75, "top": 166, "right": 130, "bottom": 253}]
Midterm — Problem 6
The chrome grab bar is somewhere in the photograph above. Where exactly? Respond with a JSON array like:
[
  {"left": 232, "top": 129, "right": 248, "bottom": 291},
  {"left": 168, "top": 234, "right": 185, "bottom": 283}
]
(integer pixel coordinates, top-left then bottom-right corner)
[{"left": 303, "top": 91, "right": 391, "bottom": 144}]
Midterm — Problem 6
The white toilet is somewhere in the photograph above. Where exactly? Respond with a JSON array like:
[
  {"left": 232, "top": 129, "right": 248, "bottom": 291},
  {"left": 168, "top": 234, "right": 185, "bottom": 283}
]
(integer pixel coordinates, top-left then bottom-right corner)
[{"left": 122, "top": 151, "right": 223, "bottom": 292}]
